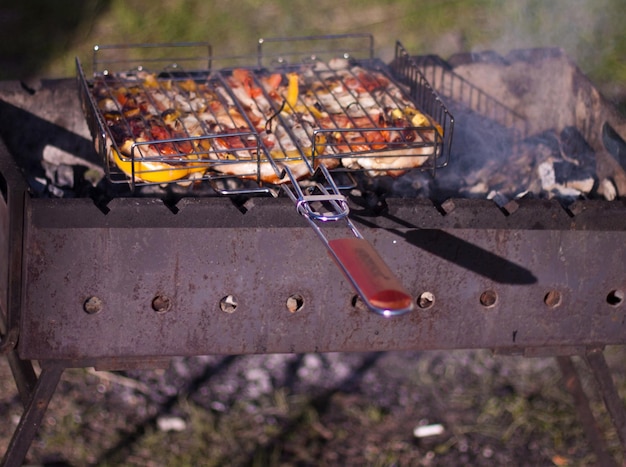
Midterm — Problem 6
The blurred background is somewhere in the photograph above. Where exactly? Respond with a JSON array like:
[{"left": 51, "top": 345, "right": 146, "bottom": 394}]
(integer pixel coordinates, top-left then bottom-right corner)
[
  {"left": 1, "top": 0, "right": 625, "bottom": 110},
  {"left": 2, "top": 1, "right": 626, "bottom": 465}
]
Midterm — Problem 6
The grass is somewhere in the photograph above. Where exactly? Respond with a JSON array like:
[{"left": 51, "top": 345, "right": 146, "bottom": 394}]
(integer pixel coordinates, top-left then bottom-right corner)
[
  {"left": 1, "top": 0, "right": 625, "bottom": 105},
  {"left": 4, "top": 349, "right": 623, "bottom": 465}
]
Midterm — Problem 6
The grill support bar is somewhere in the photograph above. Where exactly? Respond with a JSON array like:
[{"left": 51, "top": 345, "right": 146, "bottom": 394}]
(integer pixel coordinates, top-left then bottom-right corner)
[
  {"left": 585, "top": 348, "right": 626, "bottom": 452},
  {"left": 0, "top": 136, "right": 27, "bottom": 355},
  {"left": 557, "top": 355, "right": 619, "bottom": 467},
  {"left": 1, "top": 362, "right": 64, "bottom": 467},
  {"left": 6, "top": 351, "right": 37, "bottom": 408}
]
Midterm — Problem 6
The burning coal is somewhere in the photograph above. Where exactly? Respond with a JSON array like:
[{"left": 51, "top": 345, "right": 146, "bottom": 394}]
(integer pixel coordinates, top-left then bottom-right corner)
[{"left": 381, "top": 47, "right": 626, "bottom": 205}]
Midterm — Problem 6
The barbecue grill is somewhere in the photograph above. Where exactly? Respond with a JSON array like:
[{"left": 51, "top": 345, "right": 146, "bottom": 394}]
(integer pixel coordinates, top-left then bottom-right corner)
[
  {"left": 1, "top": 35, "right": 626, "bottom": 465},
  {"left": 76, "top": 34, "right": 455, "bottom": 318}
]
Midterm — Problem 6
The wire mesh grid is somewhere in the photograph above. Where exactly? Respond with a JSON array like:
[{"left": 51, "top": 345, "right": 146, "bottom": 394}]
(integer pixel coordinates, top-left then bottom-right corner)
[{"left": 78, "top": 34, "right": 454, "bottom": 192}]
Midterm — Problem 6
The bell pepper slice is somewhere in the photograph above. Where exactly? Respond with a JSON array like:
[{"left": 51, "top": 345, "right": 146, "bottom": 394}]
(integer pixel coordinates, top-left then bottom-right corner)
[
  {"left": 286, "top": 73, "right": 299, "bottom": 108},
  {"left": 111, "top": 148, "right": 206, "bottom": 184}
]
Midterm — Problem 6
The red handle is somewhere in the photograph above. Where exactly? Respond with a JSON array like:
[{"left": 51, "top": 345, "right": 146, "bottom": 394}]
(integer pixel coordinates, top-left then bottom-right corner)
[{"left": 328, "top": 237, "right": 414, "bottom": 315}]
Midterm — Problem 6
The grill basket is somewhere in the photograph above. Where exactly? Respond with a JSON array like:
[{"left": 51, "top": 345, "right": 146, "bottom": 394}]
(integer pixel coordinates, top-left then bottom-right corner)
[{"left": 77, "top": 34, "right": 454, "bottom": 192}]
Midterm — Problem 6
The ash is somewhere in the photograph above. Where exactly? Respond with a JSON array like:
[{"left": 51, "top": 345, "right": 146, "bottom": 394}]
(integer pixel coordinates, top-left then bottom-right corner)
[{"left": 383, "top": 112, "right": 610, "bottom": 206}]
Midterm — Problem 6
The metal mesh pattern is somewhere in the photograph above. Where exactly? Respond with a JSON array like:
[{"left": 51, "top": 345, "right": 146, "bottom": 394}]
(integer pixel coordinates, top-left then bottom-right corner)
[{"left": 78, "top": 34, "right": 454, "bottom": 190}]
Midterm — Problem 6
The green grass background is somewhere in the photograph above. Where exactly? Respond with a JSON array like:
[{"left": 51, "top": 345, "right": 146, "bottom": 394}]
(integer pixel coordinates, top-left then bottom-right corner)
[{"left": 1, "top": 0, "right": 625, "bottom": 106}]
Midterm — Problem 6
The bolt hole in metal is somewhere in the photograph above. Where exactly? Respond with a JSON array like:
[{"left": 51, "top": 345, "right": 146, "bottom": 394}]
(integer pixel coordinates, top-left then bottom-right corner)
[
  {"left": 152, "top": 294, "right": 172, "bottom": 313},
  {"left": 286, "top": 294, "right": 305, "bottom": 313},
  {"left": 83, "top": 296, "right": 103, "bottom": 314},
  {"left": 544, "top": 290, "right": 562, "bottom": 308},
  {"left": 606, "top": 289, "right": 624, "bottom": 306},
  {"left": 417, "top": 291, "right": 435, "bottom": 309},
  {"left": 351, "top": 295, "right": 369, "bottom": 313},
  {"left": 219, "top": 295, "right": 238, "bottom": 314},
  {"left": 479, "top": 290, "right": 497, "bottom": 308}
]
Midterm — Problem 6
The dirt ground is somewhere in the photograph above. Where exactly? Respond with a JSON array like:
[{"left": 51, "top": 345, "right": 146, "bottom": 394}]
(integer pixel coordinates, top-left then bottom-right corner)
[{"left": 1, "top": 347, "right": 625, "bottom": 466}]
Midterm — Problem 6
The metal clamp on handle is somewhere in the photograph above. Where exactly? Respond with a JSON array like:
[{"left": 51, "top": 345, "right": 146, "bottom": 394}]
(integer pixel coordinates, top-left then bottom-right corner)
[
  {"left": 281, "top": 164, "right": 415, "bottom": 317},
  {"left": 281, "top": 164, "right": 350, "bottom": 222},
  {"left": 295, "top": 194, "right": 349, "bottom": 222}
]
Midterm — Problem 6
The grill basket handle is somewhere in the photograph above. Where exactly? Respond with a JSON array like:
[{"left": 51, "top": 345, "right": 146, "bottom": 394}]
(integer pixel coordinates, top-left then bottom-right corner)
[
  {"left": 328, "top": 237, "right": 414, "bottom": 317},
  {"left": 281, "top": 163, "right": 414, "bottom": 317}
]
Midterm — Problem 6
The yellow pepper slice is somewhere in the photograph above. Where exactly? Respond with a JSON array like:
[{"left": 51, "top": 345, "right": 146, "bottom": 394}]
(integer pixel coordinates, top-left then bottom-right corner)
[
  {"left": 179, "top": 79, "right": 197, "bottom": 92},
  {"left": 286, "top": 73, "right": 299, "bottom": 108},
  {"left": 111, "top": 148, "right": 206, "bottom": 184},
  {"left": 399, "top": 107, "right": 444, "bottom": 137},
  {"left": 143, "top": 73, "right": 159, "bottom": 89}
]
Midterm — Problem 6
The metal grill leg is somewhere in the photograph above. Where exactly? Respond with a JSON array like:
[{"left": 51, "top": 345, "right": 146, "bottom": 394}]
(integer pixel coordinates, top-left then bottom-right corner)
[
  {"left": 557, "top": 355, "right": 618, "bottom": 467},
  {"left": 6, "top": 351, "right": 37, "bottom": 408},
  {"left": 1, "top": 362, "right": 64, "bottom": 467},
  {"left": 585, "top": 348, "right": 626, "bottom": 454}
]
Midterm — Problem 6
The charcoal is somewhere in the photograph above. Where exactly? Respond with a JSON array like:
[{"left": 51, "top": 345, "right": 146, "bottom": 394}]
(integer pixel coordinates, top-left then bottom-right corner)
[
  {"left": 602, "top": 121, "right": 626, "bottom": 169},
  {"left": 560, "top": 126, "right": 596, "bottom": 167},
  {"left": 461, "top": 181, "right": 489, "bottom": 197},
  {"left": 487, "top": 190, "right": 511, "bottom": 208},
  {"left": 538, "top": 158, "right": 594, "bottom": 200},
  {"left": 47, "top": 183, "right": 65, "bottom": 198},
  {"left": 55, "top": 164, "right": 75, "bottom": 189},
  {"left": 553, "top": 161, "right": 595, "bottom": 191},
  {"left": 84, "top": 168, "right": 104, "bottom": 187},
  {"left": 538, "top": 160, "right": 556, "bottom": 191},
  {"left": 598, "top": 178, "right": 618, "bottom": 201},
  {"left": 421, "top": 102, "right": 611, "bottom": 203},
  {"left": 41, "top": 160, "right": 57, "bottom": 184},
  {"left": 29, "top": 176, "right": 48, "bottom": 197}
]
